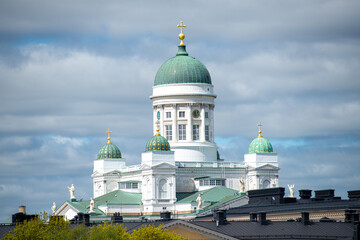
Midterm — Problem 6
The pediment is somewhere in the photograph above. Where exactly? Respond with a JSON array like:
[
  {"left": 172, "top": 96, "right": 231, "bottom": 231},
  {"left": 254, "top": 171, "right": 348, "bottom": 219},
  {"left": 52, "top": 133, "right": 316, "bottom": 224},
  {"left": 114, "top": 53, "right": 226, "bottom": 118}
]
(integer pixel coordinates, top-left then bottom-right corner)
[
  {"left": 255, "top": 164, "right": 279, "bottom": 170},
  {"left": 55, "top": 202, "right": 79, "bottom": 216},
  {"left": 152, "top": 162, "right": 175, "bottom": 169},
  {"left": 103, "top": 170, "right": 121, "bottom": 176},
  {"left": 141, "top": 162, "right": 175, "bottom": 170}
]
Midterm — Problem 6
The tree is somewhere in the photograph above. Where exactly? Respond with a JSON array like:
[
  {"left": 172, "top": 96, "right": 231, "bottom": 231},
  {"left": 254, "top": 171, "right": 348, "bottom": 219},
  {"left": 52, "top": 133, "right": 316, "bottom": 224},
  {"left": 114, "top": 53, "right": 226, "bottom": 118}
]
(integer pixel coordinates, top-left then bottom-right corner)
[
  {"left": 3, "top": 214, "right": 186, "bottom": 240},
  {"left": 130, "top": 224, "right": 187, "bottom": 240}
]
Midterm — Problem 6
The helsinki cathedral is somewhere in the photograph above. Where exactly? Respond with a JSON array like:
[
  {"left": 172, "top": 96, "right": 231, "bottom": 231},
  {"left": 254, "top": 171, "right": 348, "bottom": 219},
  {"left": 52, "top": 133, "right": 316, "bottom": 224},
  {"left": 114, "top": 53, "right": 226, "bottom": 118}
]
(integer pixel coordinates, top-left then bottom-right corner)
[{"left": 55, "top": 22, "right": 279, "bottom": 220}]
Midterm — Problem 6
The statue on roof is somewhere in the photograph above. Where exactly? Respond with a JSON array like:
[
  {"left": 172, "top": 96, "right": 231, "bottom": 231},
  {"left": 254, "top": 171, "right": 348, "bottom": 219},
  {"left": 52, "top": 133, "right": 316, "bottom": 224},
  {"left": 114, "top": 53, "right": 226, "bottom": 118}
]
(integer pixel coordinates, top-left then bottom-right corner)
[
  {"left": 51, "top": 202, "right": 57, "bottom": 215},
  {"left": 68, "top": 184, "right": 76, "bottom": 200},
  {"left": 196, "top": 194, "right": 203, "bottom": 209},
  {"left": 239, "top": 177, "right": 246, "bottom": 193},
  {"left": 89, "top": 197, "right": 96, "bottom": 213},
  {"left": 288, "top": 184, "right": 295, "bottom": 197}
]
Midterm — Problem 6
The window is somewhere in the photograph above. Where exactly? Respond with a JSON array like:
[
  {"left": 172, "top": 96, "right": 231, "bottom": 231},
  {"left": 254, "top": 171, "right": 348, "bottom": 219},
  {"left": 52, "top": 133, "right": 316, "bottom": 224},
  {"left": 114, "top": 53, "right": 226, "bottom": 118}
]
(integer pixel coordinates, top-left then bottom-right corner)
[
  {"left": 199, "top": 179, "right": 225, "bottom": 187},
  {"left": 263, "top": 180, "right": 270, "bottom": 188},
  {"left": 179, "top": 124, "right": 186, "bottom": 140},
  {"left": 166, "top": 112, "right": 171, "bottom": 118},
  {"left": 205, "top": 125, "right": 209, "bottom": 141},
  {"left": 165, "top": 125, "right": 172, "bottom": 141},
  {"left": 119, "top": 182, "right": 138, "bottom": 189},
  {"left": 193, "top": 125, "right": 199, "bottom": 140},
  {"left": 205, "top": 112, "right": 209, "bottom": 118},
  {"left": 179, "top": 111, "right": 185, "bottom": 118},
  {"left": 159, "top": 179, "right": 168, "bottom": 199},
  {"left": 216, "top": 180, "right": 225, "bottom": 186}
]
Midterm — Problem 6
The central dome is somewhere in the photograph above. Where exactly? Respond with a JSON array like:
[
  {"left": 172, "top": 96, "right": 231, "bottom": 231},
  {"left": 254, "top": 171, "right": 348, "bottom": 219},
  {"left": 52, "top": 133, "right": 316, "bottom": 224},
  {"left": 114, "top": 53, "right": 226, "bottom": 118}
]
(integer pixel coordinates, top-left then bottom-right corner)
[{"left": 154, "top": 45, "right": 212, "bottom": 86}]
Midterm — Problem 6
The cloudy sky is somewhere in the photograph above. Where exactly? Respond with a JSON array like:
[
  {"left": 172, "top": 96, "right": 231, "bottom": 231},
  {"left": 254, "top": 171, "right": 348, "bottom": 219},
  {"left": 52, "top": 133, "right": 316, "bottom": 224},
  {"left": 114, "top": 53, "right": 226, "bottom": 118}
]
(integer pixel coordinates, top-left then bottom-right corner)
[{"left": 0, "top": 0, "right": 359, "bottom": 221}]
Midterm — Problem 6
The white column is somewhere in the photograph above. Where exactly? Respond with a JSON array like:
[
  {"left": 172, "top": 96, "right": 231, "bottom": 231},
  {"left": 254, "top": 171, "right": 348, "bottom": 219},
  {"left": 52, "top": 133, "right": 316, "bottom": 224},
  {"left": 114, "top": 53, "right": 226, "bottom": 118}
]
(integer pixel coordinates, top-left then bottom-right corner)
[
  {"left": 200, "top": 105, "right": 205, "bottom": 142},
  {"left": 172, "top": 104, "right": 177, "bottom": 142},
  {"left": 187, "top": 104, "right": 192, "bottom": 142},
  {"left": 210, "top": 105, "right": 215, "bottom": 142},
  {"left": 160, "top": 105, "right": 164, "bottom": 136},
  {"left": 153, "top": 106, "right": 157, "bottom": 136},
  {"left": 152, "top": 176, "right": 156, "bottom": 202}
]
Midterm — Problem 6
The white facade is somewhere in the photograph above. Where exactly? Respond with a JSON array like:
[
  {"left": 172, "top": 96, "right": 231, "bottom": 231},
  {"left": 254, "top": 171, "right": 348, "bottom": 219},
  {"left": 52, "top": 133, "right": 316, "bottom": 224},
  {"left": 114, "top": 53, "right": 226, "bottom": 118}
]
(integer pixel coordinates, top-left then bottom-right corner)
[{"left": 87, "top": 43, "right": 280, "bottom": 216}]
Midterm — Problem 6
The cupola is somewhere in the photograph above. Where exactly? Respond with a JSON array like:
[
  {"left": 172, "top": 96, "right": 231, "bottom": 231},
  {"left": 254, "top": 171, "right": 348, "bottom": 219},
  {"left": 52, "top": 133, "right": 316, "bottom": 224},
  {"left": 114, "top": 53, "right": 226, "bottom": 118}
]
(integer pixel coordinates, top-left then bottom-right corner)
[
  {"left": 248, "top": 122, "right": 273, "bottom": 153},
  {"left": 97, "top": 129, "right": 122, "bottom": 159},
  {"left": 145, "top": 121, "right": 171, "bottom": 152}
]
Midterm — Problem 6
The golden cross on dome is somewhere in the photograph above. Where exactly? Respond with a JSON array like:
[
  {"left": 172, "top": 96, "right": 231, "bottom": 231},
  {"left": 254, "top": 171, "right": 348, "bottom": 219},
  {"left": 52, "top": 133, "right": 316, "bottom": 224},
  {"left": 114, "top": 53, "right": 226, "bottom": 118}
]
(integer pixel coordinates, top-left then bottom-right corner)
[
  {"left": 155, "top": 120, "right": 160, "bottom": 136},
  {"left": 257, "top": 122, "right": 263, "bottom": 138},
  {"left": 177, "top": 21, "right": 186, "bottom": 45},
  {"left": 106, "top": 128, "right": 112, "bottom": 144}
]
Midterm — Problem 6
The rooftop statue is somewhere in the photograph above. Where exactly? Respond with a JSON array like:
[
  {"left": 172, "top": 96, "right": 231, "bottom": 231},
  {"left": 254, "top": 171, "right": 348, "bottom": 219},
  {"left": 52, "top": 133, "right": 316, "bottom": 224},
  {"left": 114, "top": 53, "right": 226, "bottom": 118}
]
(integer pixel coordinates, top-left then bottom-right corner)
[
  {"left": 239, "top": 177, "right": 246, "bottom": 193},
  {"left": 196, "top": 194, "right": 203, "bottom": 209},
  {"left": 89, "top": 197, "right": 96, "bottom": 213},
  {"left": 68, "top": 184, "right": 75, "bottom": 199},
  {"left": 51, "top": 202, "right": 57, "bottom": 215},
  {"left": 288, "top": 184, "right": 295, "bottom": 197}
]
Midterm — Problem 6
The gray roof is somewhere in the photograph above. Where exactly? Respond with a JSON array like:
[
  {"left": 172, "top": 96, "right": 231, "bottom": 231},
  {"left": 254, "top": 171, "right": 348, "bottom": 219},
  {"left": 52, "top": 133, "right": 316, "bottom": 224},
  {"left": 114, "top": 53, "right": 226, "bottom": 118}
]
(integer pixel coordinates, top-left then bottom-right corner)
[{"left": 190, "top": 221, "right": 355, "bottom": 240}]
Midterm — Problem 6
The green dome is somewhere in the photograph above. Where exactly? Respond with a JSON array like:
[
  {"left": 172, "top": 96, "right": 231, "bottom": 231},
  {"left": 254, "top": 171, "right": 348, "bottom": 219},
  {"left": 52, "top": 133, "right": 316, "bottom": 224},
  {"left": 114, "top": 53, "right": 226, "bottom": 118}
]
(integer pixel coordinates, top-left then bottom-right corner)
[
  {"left": 248, "top": 137, "right": 273, "bottom": 153},
  {"left": 145, "top": 134, "right": 171, "bottom": 152},
  {"left": 97, "top": 143, "right": 122, "bottom": 159},
  {"left": 154, "top": 45, "right": 212, "bottom": 86}
]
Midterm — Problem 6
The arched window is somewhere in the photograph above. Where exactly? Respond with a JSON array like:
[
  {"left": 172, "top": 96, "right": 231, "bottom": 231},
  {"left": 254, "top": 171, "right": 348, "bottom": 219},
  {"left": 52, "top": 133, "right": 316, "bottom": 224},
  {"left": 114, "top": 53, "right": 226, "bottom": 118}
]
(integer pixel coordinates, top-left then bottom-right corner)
[
  {"left": 159, "top": 179, "right": 168, "bottom": 199},
  {"left": 263, "top": 180, "right": 270, "bottom": 188}
]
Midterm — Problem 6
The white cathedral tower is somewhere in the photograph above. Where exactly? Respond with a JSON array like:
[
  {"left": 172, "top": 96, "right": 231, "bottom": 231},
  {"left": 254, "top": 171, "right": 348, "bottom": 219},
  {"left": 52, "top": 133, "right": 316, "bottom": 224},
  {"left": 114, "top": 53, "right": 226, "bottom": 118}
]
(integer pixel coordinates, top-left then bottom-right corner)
[{"left": 150, "top": 21, "right": 217, "bottom": 162}]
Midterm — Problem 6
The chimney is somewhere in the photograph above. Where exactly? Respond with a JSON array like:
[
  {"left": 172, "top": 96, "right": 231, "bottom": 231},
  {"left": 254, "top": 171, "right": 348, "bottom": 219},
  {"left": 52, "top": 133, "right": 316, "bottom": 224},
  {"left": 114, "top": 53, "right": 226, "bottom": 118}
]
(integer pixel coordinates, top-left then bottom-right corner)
[
  {"left": 259, "top": 212, "right": 268, "bottom": 225},
  {"left": 19, "top": 206, "right": 26, "bottom": 214},
  {"left": 345, "top": 209, "right": 359, "bottom": 223},
  {"left": 160, "top": 211, "right": 171, "bottom": 221},
  {"left": 299, "top": 189, "right": 312, "bottom": 199},
  {"left": 315, "top": 189, "right": 334, "bottom": 200},
  {"left": 215, "top": 210, "right": 227, "bottom": 226},
  {"left": 250, "top": 212, "right": 257, "bottom": 222},
  {"left": 301, "top": 212, "right": 311, "bottom": 225},
  {"left": 111, "top": 212, "right": 123, "bottom": 223},
  {"left": 77, "top": 212, "right": 84, "bottom": 224},
  {"left": 84, "top": 213, "right": 90, "bottom": 225}
]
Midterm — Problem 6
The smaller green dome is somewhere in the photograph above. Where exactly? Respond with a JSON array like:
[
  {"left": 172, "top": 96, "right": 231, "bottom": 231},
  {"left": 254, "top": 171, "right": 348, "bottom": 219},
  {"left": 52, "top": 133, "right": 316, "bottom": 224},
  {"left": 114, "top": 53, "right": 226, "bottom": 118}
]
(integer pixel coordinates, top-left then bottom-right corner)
[
  {"left": 97, "top": 143, "right": 122, "bottom": 159},
  {"left": 145, "top": 135, "right": 171, "bottom": 152},
  {"left": 248, "top": 137, "right": 273, "bottom": 153}
]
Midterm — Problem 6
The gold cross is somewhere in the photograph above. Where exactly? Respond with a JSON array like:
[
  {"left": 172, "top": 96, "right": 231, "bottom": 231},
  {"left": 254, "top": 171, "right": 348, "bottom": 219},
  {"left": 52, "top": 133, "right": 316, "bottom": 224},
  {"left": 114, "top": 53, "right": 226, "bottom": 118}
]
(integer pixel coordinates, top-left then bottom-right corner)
[
  {"left": 177, "top": 21, "right": 186, "bottom": 33},
  {"left": 155, "top": 120, "right": 160, "bottom": 136},
  {"left": 106, "top": 128, "right": 112, "bottom": 144},
  {"left": 257, "top": 122, "right": 263, "bottom": 137},
  {"left": 177, "top": 21, "right": 186, "bottom": 45}
]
